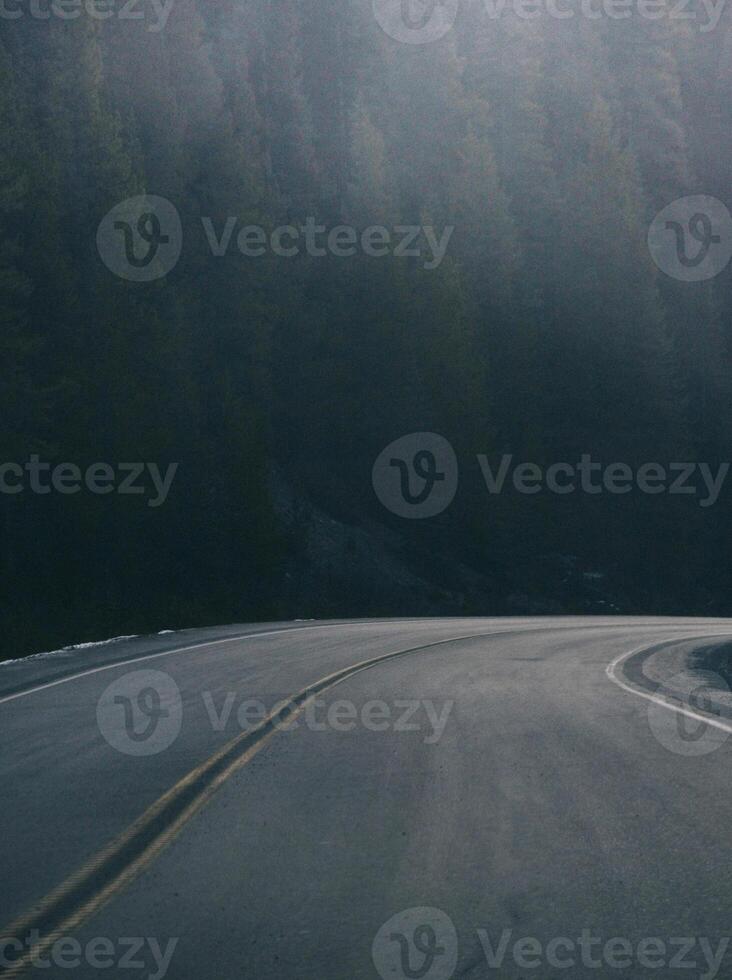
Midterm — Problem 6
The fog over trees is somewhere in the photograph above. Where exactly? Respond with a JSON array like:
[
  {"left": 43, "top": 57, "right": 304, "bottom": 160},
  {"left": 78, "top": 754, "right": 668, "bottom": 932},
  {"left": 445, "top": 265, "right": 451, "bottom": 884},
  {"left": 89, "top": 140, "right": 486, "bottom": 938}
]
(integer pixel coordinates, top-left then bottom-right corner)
[{"left": 2, "top": 0, "right": 731, "bottom": 655}]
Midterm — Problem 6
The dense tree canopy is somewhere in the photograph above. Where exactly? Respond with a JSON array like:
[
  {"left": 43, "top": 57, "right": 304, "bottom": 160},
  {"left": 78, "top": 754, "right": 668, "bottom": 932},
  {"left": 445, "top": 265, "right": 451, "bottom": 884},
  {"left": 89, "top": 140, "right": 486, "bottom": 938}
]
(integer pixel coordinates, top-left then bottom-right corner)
[{"left": 1, "top": 1, "right": 731, "bottom": 656}]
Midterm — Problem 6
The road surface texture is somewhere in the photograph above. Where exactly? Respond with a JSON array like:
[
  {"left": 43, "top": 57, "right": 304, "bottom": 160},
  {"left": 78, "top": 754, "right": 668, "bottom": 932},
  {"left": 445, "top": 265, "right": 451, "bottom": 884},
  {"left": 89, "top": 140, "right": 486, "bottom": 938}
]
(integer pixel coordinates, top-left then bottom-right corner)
[{"left": 3, "top": 617, "right": 732, "bottom": 980}]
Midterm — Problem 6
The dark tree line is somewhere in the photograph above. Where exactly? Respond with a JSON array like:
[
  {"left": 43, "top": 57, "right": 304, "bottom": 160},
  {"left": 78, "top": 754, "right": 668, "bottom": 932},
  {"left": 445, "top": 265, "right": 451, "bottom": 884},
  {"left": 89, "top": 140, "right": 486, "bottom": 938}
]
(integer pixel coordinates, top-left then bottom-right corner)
[{"left": 2, "top": 1, "right": 731, "bottom": 656}]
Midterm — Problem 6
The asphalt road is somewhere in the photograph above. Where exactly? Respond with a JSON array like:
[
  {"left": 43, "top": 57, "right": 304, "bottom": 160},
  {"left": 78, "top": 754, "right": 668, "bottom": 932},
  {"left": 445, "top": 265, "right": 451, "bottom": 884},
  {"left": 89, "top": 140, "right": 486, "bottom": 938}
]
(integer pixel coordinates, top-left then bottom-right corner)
[{"left": 3, "top": 617, "right": 732, "bottom": 980}]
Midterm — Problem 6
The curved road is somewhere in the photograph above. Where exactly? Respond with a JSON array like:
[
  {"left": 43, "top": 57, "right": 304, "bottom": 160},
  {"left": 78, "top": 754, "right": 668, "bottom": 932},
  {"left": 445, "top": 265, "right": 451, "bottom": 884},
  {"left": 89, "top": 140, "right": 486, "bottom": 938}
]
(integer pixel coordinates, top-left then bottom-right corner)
[{"left": 3, "top": 617, "right": 732, "bottom": 979}]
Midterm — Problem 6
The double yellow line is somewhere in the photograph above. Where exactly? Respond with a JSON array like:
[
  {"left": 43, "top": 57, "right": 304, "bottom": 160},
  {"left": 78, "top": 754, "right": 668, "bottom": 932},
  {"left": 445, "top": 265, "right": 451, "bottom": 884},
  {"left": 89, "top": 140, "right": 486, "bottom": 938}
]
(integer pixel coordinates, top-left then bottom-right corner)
[{"left": 1, "top": 629, "right": 504, "bottom": 977}]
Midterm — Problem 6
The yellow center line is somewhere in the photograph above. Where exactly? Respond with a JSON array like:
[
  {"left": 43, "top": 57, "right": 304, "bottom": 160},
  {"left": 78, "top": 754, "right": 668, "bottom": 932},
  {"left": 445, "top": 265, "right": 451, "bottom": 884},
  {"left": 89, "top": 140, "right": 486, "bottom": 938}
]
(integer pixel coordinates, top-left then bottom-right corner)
[{"left": 0, "top": 628, "right": 515, "bottom": 978}]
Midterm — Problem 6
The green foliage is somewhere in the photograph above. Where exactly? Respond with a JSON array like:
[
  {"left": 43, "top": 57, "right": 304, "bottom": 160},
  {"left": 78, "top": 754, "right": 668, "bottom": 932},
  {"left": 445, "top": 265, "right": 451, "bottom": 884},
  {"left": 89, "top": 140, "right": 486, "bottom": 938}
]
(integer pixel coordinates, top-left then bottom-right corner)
[{"left": 2, "top": 1, "right": 730, "bottom": 655}]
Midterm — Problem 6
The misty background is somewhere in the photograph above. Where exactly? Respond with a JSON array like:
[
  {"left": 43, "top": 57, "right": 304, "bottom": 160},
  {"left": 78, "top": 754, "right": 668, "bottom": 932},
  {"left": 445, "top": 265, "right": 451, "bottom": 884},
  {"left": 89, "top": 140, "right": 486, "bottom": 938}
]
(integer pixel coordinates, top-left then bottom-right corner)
[{"left": 1, "top": 0, "right": 732, "bottom": 658}]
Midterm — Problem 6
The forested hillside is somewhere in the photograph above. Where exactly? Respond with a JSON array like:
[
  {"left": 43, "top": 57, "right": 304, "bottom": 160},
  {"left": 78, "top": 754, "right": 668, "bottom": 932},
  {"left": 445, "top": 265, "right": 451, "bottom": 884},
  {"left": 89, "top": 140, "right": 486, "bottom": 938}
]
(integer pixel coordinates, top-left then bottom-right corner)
[{"left": 2, "top": 0, "right": 731, "bottom": 656}]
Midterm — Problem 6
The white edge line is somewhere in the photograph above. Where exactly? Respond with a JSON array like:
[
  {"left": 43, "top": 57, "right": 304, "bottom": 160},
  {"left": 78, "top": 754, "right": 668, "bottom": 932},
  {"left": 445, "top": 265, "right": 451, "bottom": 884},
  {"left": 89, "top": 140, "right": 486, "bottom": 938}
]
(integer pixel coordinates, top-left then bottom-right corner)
[
  {"left": 0, "top": 620, "right": 437, "bottom": 706},
  {"left": 0, "top": 618, "right": 558, "bottom": 707},
  {"left": 605, "top": 633, "right": 732, "bottom": 736},
  {"left": 2, "top": 618, "right": 524, "bottom": 707}
]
